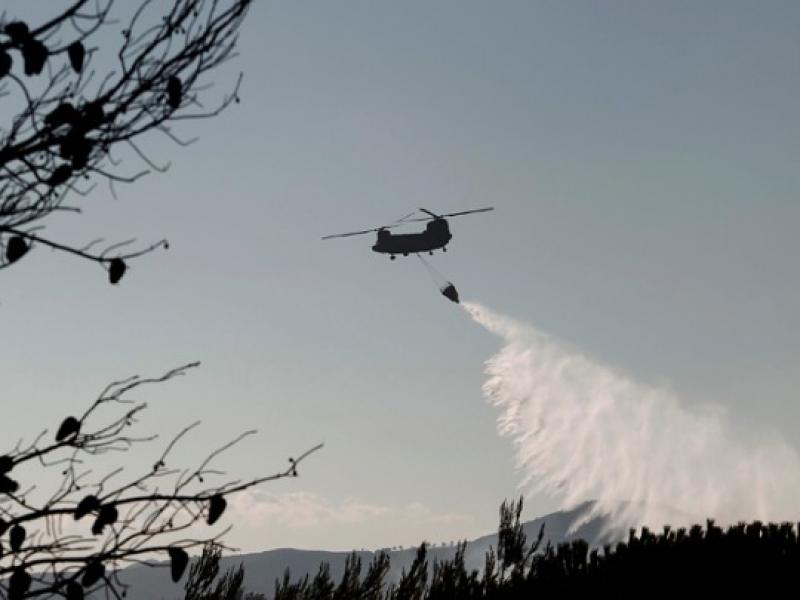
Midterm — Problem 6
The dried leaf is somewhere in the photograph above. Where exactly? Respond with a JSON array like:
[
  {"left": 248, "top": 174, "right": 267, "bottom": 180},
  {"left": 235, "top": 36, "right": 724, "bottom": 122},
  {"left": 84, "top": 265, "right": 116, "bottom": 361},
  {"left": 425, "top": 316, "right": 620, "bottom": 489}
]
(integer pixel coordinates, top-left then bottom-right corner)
[
  {"left": 81, "top": 561, "right": 105, "bottom": 587},
  {"left": 207, "top": 494, "right": 227, "bottom": 525},
  {"left": 74, "top": 495, "right": 100, "bottom": 520},
  {"left": 9, "top": 568, "right": 31, "bottom": 600},
  {"left": 48, "top": 164, "right": 73, "bottom": 186},
  {"left": 56, "top": 416, "right": 81, "bottom": 442},
  {"left": 108, "top": 258, "right": 126, "bottom": 284},
  {"left": 9, "top": 524, "right": 25, "bottom": 552},
  {"left": 21, "top": 39, "right": 47, "bottom": 76},
  {"left": 168, "top": 547, "right": 189, "bottom": 582},
  {"left": 167, "top": 76, "right": 182, "bottom": 109},
  {"left": 67, "top": 41, "right": 85, "bottom": 73},
  {"left": 91, "top": 504, "right": 118, "bottom": 535},
  {"left": 45, "top": 103, "right": 78, "bottom": 128},
  {"left": 5, "top": 22, "right": 30, "bottom": 44},
  {"left": 66, "top": 581, "right": 84, "bottom": 600},
  {"left": 80, "top": 102, "right": 105, "bottom": 129},
  {"left": 0, "top": 475, "right": 19, "bottom": 495},
  {"left": 98, "top": 504, "right": 118, "bottom": 525},
  {"left": 5, "top": 236, "right": 28, "bottom": 264},
  {"left": 0, "top": 51, "right": 11, "bottom": 79}
]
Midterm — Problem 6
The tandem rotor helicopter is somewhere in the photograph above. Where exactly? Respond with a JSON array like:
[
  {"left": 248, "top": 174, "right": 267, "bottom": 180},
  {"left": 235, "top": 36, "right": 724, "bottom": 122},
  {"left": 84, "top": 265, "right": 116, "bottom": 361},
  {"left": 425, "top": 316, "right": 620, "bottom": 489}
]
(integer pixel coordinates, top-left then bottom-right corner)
[
  {"left": 321, "top": 207, "right": 494, "bottom": 260},
  {"left": 321, "top": 207, "right": 494, "bottom": 304}
]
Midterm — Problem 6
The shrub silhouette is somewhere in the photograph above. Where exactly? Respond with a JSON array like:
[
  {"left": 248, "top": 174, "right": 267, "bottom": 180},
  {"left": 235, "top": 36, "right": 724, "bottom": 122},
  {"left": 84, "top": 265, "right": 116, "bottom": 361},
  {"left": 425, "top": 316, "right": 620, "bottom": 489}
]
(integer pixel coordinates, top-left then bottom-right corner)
[{"left": 269, "top": 498, "right": 800, "bottom": 600}]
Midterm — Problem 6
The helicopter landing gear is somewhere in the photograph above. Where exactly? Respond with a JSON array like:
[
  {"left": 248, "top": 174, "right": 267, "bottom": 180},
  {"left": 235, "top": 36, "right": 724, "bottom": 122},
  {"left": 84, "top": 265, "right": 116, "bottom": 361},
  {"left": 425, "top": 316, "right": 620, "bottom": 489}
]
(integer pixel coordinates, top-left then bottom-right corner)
[
  {"left": 442, "top": 246, "right": 447, "bottom": 252},
  {"left": 390, "top": 255, "right": 396, "bottom": 260},
  {"left": 403, "top": 252, "right": 408, "bottom": 257},
  {"left": 429, "top": 251, "right": 434, "bottom": 256}
]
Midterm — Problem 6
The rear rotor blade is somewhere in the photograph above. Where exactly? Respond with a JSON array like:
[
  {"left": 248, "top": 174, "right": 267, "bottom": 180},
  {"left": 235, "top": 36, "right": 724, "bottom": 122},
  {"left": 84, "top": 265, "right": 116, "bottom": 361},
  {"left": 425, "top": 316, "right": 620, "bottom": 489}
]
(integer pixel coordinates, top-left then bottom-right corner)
[
  {"left": 440, "top": 207, "right": 494, "bottom": 218},
  {"left": 404, "top": 207, "right": 495, "bottom": 222},
  {"left": 392, "top": 211, "right": 418, "bottom": 224},
  {"left": 321, "top": 224, "right": 399, "bottom": 240}
]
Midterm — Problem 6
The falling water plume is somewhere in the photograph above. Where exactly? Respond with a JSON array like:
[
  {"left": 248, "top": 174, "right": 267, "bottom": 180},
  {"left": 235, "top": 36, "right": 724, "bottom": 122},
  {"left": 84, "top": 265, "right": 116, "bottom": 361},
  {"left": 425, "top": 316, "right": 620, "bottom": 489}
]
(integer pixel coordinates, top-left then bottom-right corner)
[{"left": 463, "top": 301, "right": 800, "bottom": 533}]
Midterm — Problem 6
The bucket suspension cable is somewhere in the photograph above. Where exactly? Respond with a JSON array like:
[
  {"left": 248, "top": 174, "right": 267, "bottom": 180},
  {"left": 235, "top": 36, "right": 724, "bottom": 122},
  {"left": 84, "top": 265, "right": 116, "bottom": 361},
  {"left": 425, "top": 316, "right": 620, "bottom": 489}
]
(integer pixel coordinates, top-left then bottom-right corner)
[
  {"left": 416, "top": 253, "right": 446, "bottom": 286},
  {"left": 416, "top": 254, "right": 460, "bottom": 304}
]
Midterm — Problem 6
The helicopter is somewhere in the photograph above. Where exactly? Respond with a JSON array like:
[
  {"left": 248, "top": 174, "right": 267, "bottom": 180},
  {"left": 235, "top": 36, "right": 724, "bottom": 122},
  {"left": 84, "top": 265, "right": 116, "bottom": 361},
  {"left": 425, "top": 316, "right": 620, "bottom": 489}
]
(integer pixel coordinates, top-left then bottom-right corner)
[{"left": 321, "top": 207, "right": 494, "bottom": 259}]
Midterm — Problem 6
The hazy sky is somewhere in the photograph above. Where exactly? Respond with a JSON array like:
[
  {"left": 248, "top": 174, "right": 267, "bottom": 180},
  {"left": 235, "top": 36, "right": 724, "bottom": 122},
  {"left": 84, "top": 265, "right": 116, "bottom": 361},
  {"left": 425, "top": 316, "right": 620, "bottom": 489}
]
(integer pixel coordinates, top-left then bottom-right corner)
[{"left": 2, "top": 1, "right": 799, "bottom": 551}]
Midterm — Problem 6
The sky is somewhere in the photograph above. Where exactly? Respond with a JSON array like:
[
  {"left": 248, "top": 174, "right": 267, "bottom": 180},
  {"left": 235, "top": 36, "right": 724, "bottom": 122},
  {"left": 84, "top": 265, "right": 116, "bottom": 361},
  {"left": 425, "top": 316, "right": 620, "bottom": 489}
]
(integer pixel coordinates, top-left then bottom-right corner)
[{"left": 1, "top": 1, "right": 800, "bottom": 552}]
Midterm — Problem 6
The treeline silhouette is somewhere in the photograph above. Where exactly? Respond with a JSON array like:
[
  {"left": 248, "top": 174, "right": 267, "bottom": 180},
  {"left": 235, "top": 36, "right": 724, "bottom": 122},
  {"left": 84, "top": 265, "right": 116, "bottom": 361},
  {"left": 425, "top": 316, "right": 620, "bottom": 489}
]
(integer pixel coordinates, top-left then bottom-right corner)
[{"left": 196, "top": 498, "right": 800, "bottom": 600}]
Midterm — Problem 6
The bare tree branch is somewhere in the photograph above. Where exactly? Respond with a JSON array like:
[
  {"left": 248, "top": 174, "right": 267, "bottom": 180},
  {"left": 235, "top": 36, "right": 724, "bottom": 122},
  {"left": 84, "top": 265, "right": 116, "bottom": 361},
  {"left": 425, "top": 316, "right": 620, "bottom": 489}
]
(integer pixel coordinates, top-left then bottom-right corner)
[
  {"left": 0, "top": 364, "right": 322, "bottom": 600},
  {"left": 0, "top": 0, "right": 252, "bottom": 283}
]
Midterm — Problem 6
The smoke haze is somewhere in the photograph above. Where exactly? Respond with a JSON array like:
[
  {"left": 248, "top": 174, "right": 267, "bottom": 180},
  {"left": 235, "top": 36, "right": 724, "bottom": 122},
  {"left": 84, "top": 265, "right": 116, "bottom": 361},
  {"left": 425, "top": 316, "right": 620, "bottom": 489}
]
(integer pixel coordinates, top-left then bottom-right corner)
[{"left": 463, "top": 302, "right": 800, "bottom": 532}]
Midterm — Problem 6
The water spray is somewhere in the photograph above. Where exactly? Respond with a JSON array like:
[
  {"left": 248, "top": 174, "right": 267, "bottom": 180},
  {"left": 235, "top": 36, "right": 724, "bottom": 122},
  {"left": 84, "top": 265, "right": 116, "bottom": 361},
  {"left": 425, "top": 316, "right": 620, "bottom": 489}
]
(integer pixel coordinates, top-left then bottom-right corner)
[{"left": 463, "top": 301, "right": 800, "bottom": 533}]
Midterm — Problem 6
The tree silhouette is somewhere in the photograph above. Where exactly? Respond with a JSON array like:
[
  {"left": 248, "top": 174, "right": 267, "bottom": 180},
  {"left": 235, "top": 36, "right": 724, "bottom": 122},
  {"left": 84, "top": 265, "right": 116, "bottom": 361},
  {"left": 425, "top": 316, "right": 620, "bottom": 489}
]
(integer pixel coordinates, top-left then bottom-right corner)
[
  {"left": 0, "top": 4, "right": 326, "bottom": 599},
  {"left": 0, "top": 0, "right": 251, "bottom": 282},
  {"left": 185, "top": 542, "right": 245, "bottom": 600},
  {"left": 391, "top": 544, "right": 428, "bottom": 600},
  {"left": 268, "top": 497, "right": 800, "bottom": 599},
  {"left": 0, "top": 362, "right": 322, "bottom": 600}
]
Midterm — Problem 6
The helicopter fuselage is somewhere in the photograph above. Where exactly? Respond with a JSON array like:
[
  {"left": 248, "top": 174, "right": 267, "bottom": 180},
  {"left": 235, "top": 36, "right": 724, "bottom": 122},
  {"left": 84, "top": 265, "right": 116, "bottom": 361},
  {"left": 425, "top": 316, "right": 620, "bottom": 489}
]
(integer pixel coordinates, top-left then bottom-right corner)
[{"left": 371, "top": 218, "right": 451, "bottom": 258}]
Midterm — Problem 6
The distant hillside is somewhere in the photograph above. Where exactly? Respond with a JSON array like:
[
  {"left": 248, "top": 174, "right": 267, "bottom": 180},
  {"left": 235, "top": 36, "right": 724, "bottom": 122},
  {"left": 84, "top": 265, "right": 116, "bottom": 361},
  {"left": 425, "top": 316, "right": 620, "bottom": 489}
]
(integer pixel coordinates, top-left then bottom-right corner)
[{"left": 121, "top": 502, "right": 622, "bottom": 600}]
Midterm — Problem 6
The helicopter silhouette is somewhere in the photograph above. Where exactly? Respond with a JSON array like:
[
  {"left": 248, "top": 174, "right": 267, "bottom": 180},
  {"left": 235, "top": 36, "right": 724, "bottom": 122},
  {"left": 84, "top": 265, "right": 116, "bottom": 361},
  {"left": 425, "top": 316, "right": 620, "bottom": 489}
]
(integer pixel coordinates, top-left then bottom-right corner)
[{"left": 322, "top": 207, "right": 494, "bottom": 259}]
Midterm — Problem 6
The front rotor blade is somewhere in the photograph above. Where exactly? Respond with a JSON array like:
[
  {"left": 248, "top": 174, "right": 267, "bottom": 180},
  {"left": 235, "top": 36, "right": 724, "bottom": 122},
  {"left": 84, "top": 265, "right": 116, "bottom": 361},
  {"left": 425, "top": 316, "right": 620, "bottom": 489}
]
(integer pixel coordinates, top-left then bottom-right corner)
[{"left": 321, "top": 229, "right": 378, "bottom": 240}]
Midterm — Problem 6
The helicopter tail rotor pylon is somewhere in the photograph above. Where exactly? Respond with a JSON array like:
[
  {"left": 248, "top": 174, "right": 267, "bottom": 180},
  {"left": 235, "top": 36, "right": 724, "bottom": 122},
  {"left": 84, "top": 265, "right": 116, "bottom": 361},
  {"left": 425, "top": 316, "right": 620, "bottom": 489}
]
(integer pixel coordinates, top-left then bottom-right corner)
[{"left": 418, "top": 208, "right": 441, "bottom": 219}]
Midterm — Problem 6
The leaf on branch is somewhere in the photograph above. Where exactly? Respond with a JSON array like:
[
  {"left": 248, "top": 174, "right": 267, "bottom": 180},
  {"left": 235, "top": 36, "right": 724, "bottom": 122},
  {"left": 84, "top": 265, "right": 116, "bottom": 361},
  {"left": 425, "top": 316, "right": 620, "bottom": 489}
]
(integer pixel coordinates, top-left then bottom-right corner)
[
  {"left": 108, "top": 258, "right": 126, "bottom": 284},
  {"left": 9, "top": 524, "right": 26, "bottom": 552},
  {"left": 81, "top": 560, "right": 105, "bottom": 588},
  {"left": 92, "top": 504, "right": 118, "bottom": 535},
  {"left": 0, "top": 455, "right": 13, "bottom": 474},
  {"left": 48, "top": 164, "right": 73, "bottom": 187},
  {"left": 0, "top": 518, "right": 8, "bottom": 536},
  {"left": 99, "top": 504, "right": 118, "bottom": 525},
  {"left": 80, "top": 102, "right": 106, "bottom": 130},
  {"left": 68, "top": 41, "right": 86, "bottom": 73},
  {"left": 61, "top": 133, "right": 92, "bottom": 170},
  {"left": 45, "top": 103, "right": 79, "bottom": 128},
  {"left": 21, "top": 39, "right": 48, "bottom": 76},
  {"left": 167, "top": 76, "right": 183, "bottom": 109},
  {"left": 5, "top": 236, "right": 29, "bottom": 264},
  {"left": 168, "top": 547, "right": 190, "bottom": 582},
  {"left": 4, "top": 22, "right": 30, "bottom": 45},
  {"left": 66, "top": 580, "right": 85, "bottom": 600},
  {"left": 0, "top": 50, "right": 11, "bottom": 78},
  {"left": 9, "top": 568, "right": 31, "bottom": 600},
  {"left": 0, "top": 456, "right": 16, "bottom": 495},
  {"left": 56, "top": 416, "right": 81, "bottom": 442},
  {"left": 207, "top": 494, "right": 227, "bottom": 525},
  {"left": 0, "top": 474, "right": 20, "bottom": 494},
  {"left": 75, "top": 494, "right": 101, "bottom": 520}
]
